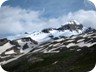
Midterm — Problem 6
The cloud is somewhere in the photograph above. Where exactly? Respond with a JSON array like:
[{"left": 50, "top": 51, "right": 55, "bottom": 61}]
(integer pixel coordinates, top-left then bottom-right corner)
[
  {"left": 0, "top": 6, "right": 47, "bottom": 34},
  {"left": 0, "top": 6, "right": 96, "bottom": 36},
  {"left": 70, "top": 10, "right": 96, "bottom": 28}
]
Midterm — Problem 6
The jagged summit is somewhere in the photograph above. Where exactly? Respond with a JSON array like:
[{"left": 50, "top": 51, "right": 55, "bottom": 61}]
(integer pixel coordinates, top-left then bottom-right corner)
[
  {"left": 65, "top": 20, "right": 81, "bottom": 25},
  {"left": 57, "top": 20, "right": 83, "bottom": 32}
]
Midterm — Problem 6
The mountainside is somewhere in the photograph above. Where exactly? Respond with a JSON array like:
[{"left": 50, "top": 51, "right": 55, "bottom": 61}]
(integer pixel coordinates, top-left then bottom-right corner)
[
  {"left": 0, "top": 20, "right": 96, "bottom": 72},
  {"left": 7, "top": 20, "right": 83, "bottom": 40},
  {"left": 0, "top": 29, "right": 96, "bottom": 72},
  {"left": 0, "top": 20, "right": 84, "bottom": 56}
]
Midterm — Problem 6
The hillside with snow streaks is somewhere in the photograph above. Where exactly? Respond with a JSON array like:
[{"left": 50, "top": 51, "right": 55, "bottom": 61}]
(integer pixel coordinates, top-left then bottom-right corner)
[{"left": 0, "top": 20, "right": 96, "bottom": 72}]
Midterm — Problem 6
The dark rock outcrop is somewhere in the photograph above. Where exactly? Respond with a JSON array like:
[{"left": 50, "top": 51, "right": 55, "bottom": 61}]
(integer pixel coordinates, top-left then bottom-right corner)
[
  {"left": 57, "top": 20, "right": 83, "bottom": 32},
  {"left": 0, "top": 38, "right": 9, "bottom": 46}
]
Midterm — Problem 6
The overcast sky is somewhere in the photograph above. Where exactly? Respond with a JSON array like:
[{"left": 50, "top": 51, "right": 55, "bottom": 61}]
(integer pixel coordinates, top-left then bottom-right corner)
[{"left": 0, "top": 0, "right": 96, "bottom": 38}]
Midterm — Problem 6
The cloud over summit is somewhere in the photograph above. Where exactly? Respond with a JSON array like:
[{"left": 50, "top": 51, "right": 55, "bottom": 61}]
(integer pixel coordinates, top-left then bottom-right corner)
[{"left": 0, "top": 6, "right": 96, "bottom": 37}]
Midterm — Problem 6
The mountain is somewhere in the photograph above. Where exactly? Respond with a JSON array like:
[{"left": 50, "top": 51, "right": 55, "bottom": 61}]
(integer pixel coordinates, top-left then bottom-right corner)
[
  {"left": 1, "top": 27, "right": 96, "bottom": 72},
  {"left": 0, "top": 20, "right": 84, "bottom": 56},
  {"left": 7, "top": 20, "right": 83, "bottom": 41},
  {"left": 0, "top": 20, "right": 95, "bottom": 58},
  {"left": 84, "top": 27, "right": 96, "bottom": 33},
  {"left": 0, "top": 20, "right": 96, "bottom": 72},
  {"left": 57, "top": 20, "right": 83, "bottom": 31}
]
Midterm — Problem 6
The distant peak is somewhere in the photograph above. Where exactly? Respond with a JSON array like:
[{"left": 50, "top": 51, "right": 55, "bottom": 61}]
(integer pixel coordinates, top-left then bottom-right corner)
[{"left": 66, "top": 20, "right": 80, "bottom": 25}]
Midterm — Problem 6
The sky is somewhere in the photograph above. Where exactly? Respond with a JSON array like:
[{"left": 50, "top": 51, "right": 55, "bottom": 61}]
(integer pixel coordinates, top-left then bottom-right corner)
[{"left": 0, "top": 0, "right": 96, "bottom": 38}]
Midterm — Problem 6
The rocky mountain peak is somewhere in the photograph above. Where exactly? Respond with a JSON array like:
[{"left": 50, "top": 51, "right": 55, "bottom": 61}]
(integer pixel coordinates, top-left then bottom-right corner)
[
  {"left": 58, "top": 20, "right": 83, "bottom": 32},
  {"left": 84, "top": 27, "right": 96, "bottom": 33},
  {"left": 66, "top": 20, "right": 80, "bottom": 25}
]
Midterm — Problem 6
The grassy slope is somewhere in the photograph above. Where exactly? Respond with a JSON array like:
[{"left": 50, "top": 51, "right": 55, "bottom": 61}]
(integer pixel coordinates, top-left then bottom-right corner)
[{"left": 2, "top": 45, "right": 96, "bottom": 72}]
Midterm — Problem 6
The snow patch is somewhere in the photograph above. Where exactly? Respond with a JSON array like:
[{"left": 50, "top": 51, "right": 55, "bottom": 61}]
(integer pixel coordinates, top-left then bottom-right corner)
[
  {"left": 66, "top": 43, "right": 76, "bottom": 48},
  {"left": 5, "top": 50, "right": 15, "bottom": 54},
  {"left": 0, "top": 42, "right": 14, "bottom": 54}
]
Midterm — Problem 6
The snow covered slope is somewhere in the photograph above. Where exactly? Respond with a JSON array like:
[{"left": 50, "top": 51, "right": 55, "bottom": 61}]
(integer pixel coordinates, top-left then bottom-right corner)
[
  {"left": 0, "top": 27, "right": 96, "bottom": 65},
  {"left": 0, "top": 20, "right": 96, "bottom": 65},
  {"left": 7, "top": 20, "right": 84, "bottom": 43}
]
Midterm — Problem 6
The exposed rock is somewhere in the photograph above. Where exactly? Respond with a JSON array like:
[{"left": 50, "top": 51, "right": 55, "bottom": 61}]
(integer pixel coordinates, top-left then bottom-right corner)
[
  {"left": 57, "top": 20, "right": 83, "bottom": 32},
  {"left": 0, "top": 38, "right": 9, "bottom": 46},
  {"left": 21, "top": 37, "right": 38, "bottom": 45},
  {"left": 23, "top": 43, "right": 29, "bottom": 50}
]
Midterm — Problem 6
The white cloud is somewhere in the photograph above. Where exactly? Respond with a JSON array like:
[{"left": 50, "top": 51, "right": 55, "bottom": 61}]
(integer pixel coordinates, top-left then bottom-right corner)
[
  {"left": 71, "top": 10, "right": 96, "bottom": 28},
  {"left": 0, "top": 6, "right": 47, "bottom": 34},
  {"left": 0, "top": 6, "right": 96, "bottom": 35}
]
